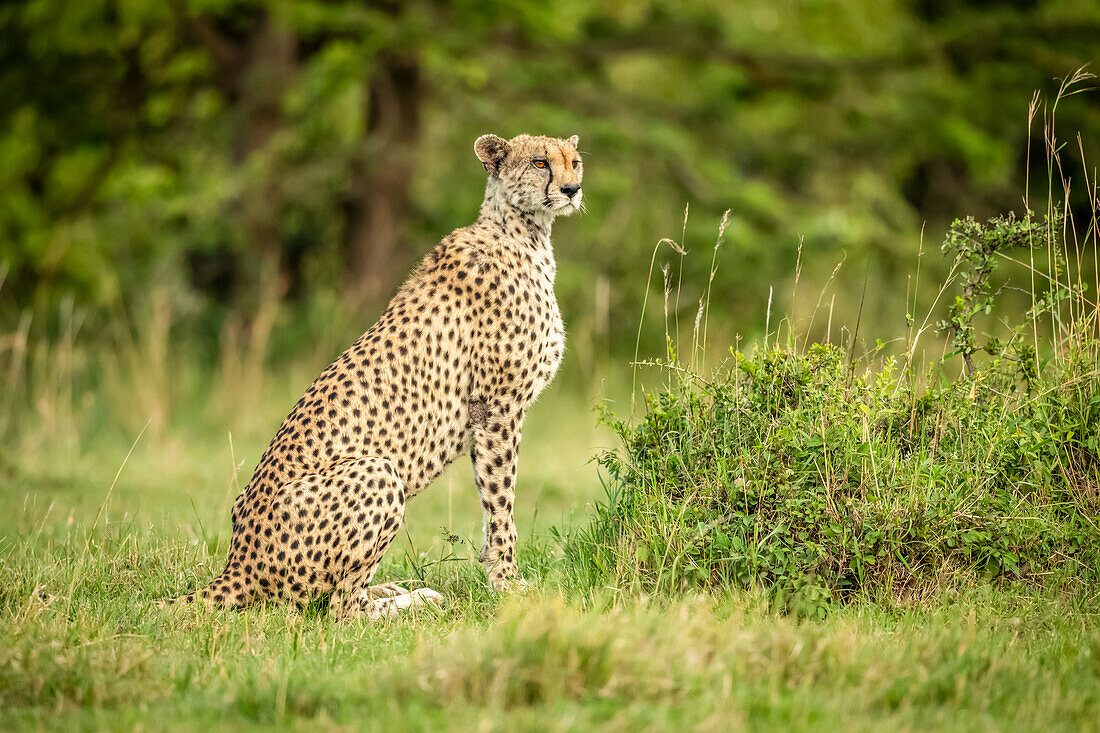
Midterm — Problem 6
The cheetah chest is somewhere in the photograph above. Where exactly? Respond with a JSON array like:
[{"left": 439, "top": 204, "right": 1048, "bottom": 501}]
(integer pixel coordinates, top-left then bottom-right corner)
[
  {"left": 528, "top": 254, "right": 566, "bottom": 398},
  {"left": 533, "top": 300, "right": 564, "bottom": 397},
  {"left": 495, "top": 267, "right": 564, "bottom": 401}
]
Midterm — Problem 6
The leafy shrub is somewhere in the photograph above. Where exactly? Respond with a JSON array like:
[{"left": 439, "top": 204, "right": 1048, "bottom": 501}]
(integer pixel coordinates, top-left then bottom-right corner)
[{"left": 566, "top": 210, "right": 1100, "bottom": 616}]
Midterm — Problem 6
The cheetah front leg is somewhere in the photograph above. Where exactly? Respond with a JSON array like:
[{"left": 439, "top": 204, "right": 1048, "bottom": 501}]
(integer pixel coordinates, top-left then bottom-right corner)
[{"left": 470, "top": 403, "right": 527, "bottom": 590}]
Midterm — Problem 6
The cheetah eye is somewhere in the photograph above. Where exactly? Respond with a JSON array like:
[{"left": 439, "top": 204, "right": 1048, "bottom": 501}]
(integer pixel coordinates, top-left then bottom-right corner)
[
  {"left": 572, "top": 159, "right": 580, "bottom": 170},
  {"left": 533, "top": 159, "right": 548, "bottom": 169}
]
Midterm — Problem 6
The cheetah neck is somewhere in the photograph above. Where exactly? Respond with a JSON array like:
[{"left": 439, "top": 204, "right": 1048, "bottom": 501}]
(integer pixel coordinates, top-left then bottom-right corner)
[{"left": 477, "top": 185, "right": 554, "bottom": 257}]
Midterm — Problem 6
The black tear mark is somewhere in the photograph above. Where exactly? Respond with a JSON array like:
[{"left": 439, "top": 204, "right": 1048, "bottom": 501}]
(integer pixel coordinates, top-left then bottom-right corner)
[{"left": 543, "top": 147, "right": 553, "bottom": 206}]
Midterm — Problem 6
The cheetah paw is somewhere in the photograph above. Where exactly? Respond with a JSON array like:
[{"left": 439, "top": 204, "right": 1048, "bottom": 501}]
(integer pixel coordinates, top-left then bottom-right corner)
[
  {"left": 363, "top": 582, "right": 411, "bottom": 600},
  {"left": 365, "top": 587, "right": 445, "bottom": 620},
  {"left": 491, "top": 576, "right": 532, "bottom": 594}
]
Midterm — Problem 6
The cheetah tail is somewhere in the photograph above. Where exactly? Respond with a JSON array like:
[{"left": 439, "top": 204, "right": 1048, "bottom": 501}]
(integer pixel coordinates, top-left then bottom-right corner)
[
  {"left": 156, "top": 572, "right": 243, "bottom": 610},
  {"left": 155, "top": 589, "right": 202, "bottom": 609}
]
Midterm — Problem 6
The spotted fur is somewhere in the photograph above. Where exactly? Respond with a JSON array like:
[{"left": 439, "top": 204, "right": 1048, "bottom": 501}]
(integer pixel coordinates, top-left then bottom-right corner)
[{"left": 162, "top": 133, "right": 583, "bottom": 618}]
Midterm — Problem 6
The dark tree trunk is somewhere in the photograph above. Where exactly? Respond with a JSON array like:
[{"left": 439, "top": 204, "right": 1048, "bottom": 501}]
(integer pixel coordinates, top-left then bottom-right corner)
[
  {"left": 237, "top": 12, "right": 296, "bottom": 276},
  {"left": 343, "top": 53, "right": 422, "bottom": 302},
  {"left": 185, "top": 9, "right": 297, "bottom": 300}
]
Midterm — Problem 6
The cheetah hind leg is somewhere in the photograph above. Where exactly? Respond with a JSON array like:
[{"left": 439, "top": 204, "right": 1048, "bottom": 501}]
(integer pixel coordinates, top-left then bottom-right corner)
[{"left": 308, "top": 458, "right": 444, "bottom": 621}]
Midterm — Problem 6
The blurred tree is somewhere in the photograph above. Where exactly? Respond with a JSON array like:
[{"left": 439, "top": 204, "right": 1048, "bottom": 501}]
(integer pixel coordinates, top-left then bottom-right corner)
[{"left": 0, "top": 0, "right": 1096, "bottom": 352}]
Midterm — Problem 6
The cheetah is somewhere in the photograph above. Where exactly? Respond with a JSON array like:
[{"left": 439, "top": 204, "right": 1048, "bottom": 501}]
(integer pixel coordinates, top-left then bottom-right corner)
[{"left": 162, "top": 133, "right": 584, "bottom": 619}]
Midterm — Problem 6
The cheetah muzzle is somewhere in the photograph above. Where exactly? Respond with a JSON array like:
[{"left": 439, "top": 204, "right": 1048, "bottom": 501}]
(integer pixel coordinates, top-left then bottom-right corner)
[{"left": 160, "top": 133, "right": 583, "bottom": 619}]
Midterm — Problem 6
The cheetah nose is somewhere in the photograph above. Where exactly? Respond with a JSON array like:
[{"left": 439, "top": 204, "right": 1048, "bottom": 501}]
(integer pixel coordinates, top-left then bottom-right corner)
[{"left": 560, "top": 184, "right": 581, "bottom": 198}]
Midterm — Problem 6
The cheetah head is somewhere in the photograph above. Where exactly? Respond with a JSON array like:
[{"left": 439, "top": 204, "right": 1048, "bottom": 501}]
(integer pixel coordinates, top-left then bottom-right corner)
[{"left": 475, "top": 133, "right": 584, "bottom": 218}]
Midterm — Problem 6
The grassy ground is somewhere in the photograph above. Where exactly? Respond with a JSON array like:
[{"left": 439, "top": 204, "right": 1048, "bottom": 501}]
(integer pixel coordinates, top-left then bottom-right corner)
[{"left": 3, "top": 354, "right": 1099, "bottom": 731}]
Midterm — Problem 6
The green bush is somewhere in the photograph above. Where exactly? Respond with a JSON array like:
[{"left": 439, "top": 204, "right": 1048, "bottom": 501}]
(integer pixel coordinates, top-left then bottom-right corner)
[{"left": 566, "top": 212, "right": 1100, "bottom": 616}]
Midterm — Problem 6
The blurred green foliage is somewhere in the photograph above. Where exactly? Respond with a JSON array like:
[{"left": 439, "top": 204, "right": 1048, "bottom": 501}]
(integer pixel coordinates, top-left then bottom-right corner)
[{"left": 1, "top": 0, "right": 1098, "bottom": 349}]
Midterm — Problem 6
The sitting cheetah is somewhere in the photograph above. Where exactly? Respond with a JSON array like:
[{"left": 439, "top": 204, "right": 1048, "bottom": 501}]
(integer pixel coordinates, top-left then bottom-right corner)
[{"left": 163, "top": 133, "right": 583, "bottom": 619}]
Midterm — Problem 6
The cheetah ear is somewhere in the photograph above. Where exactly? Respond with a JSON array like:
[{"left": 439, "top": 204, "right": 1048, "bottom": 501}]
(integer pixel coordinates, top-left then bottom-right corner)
[
  {"left": 566, "top": 135, "right": 579, "bottom": 148},
  {"left": 474, "top": 134, "right": 510, "bottom": 174}
]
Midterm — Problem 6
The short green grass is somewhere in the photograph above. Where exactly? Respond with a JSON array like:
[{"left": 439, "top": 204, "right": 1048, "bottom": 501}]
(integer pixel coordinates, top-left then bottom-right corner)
[
  {"left": 3, "top": 360, "right": 1100, "bottom": 731},
  {"left": 4, "top": 524, "right": 1100, "bottom": 731}
]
